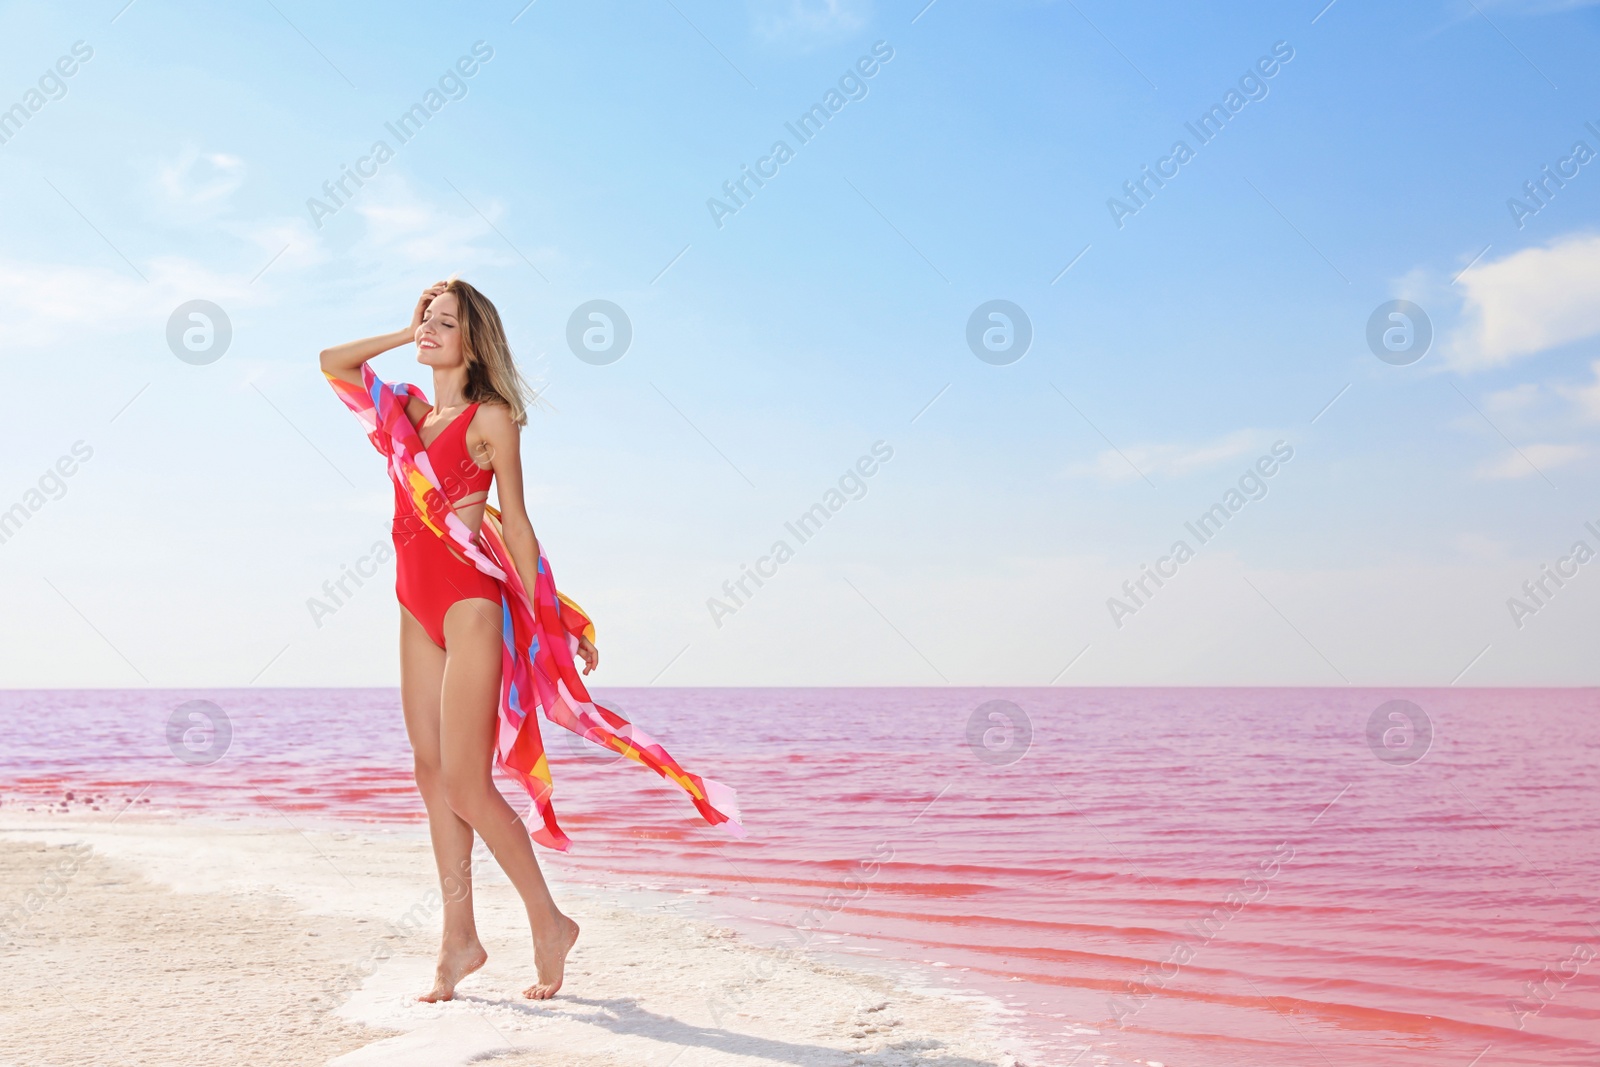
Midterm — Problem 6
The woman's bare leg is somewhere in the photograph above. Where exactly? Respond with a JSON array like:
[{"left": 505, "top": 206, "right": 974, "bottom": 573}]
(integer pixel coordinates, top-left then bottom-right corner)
[
  {"left": 399, "top": 607, "right": 488, "bottom": 1002},
  {"left": 438, "top": 597, "right": 580, "bottom": 1000}
]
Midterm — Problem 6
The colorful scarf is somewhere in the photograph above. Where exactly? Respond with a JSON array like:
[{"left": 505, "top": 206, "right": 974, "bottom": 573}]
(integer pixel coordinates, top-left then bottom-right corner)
[{"left": 326, "top": 363, "right": 744, "bottom": 851}]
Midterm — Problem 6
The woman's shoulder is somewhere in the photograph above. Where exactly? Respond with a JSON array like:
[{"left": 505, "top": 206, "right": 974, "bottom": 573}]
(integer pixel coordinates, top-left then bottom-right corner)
[
  {"left": 471, "top": 399, "right": 519, "bottom": 430},
  {"left": 403, "top": 393, "right": 431, "bottom": 422}
]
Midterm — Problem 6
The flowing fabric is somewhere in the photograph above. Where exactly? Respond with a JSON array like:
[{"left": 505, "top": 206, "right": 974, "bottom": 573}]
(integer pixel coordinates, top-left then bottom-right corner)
[{"left": 326, "top": 363, "right": 744, "bottom": 851}]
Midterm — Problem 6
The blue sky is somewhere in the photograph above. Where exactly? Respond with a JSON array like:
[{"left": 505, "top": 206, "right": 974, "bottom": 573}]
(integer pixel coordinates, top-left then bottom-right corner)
[{"left": 2, "top": 0, "right": 1598, "bottom": 687}]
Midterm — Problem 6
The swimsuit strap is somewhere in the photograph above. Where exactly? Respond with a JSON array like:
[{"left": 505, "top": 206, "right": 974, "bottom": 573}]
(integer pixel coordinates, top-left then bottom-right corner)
[
  {"left": 428, "top": 401, "right": 479, "bottom": 446},
  {"left": 433, "top": 403, "right": 493, "bottom": 496}
]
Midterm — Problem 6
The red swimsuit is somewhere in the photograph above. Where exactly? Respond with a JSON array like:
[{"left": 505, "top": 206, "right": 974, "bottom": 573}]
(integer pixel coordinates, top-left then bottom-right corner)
[{"left": 392, "top": 402, "right": 500, "bottom": 648}]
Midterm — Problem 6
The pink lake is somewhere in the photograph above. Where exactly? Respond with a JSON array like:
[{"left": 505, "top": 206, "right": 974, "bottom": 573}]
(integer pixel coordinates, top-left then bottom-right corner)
[{"left": 2, "top": 686, "right": 1596, "bottom": 1066}]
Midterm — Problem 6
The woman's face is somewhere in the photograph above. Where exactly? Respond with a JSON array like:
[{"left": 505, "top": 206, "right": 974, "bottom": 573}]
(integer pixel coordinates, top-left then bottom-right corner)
[{"left": 415, "top": 290, "right": 465, "bottom": 368}]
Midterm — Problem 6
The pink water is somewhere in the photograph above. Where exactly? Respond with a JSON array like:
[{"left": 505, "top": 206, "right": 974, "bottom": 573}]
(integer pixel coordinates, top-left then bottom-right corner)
[{"left": 2, "top": 687, "right": 1596, "bottom": 1066}]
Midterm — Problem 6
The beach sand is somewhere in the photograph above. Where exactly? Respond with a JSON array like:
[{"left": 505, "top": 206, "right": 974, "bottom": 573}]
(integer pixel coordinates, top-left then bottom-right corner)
[{"left": 0, "top": 811, "right": 1029, "bottom": 1066}]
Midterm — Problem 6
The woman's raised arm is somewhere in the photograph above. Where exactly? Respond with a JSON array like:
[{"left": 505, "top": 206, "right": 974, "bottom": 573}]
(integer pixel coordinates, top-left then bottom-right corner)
[{"left": 319, "top": 282, "right": 446, "bottom": 385}]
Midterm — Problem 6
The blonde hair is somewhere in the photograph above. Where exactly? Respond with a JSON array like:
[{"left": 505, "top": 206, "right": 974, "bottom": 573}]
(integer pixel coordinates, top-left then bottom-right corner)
[{"left": 443, "top": 279, "right": 535, "bottom": 426}]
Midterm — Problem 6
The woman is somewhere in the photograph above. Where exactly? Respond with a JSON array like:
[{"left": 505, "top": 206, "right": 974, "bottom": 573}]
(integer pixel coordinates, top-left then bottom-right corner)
[{"left": 320, "top": 280, "right": 742, "bottom": 1004}]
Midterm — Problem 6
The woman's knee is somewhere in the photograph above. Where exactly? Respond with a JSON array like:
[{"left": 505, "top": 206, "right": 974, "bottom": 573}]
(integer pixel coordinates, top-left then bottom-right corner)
[
  {"left": 413, "top": 755, "right": 443, "bottom": 792},
  {"left": 442, "top": 777, "right": 493, "bottom": 821}
]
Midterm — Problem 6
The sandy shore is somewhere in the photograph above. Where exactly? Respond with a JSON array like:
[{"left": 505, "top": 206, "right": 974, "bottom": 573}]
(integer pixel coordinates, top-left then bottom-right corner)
[{"left": 0, "top": 810, "right": 1032, "bottom": 1066}]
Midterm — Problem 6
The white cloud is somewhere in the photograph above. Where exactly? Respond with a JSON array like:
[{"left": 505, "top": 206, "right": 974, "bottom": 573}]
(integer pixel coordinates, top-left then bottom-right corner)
[
  {"left": 0, "top": 172, "right": 550, "bottom": 354},
  {"left": 1066, "top": 429, "right": 1263, "bottom": 483},
  {"left": 1447, "top": 232, "right": 1600, "bottom": 371},
  {"left": 348, "top": 180, "right": 539, "bottom": 274},
  {"left": 0, "top": 256, "right": 268, "bottom": 349},
  {"left": 1483, "top": 381, "right": 1542, "bottom": 414},
  {"left": 1474, "top": 442, "right": 1587, "bottom": 480},
  {"left": 750, "top": 0, "right": 870, "bottom": 42},
  {"left": 157, "top": 147, "right": 245, "bottom": 207},
  {"left": 1557, "top": 359, "right": 1600, "bottom": 421}
]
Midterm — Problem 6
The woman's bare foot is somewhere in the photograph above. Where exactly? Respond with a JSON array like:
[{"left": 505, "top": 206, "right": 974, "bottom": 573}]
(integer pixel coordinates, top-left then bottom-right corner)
[
  {"left": 418, "top": 938, "right": 488, "bottom": 1002},
  {"left": 522, "top": 914, "right": 580, "bottom": 1000}
]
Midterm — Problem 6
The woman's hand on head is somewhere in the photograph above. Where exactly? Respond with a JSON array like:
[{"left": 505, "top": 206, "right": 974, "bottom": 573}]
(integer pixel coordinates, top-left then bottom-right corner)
[
  {"left": 576, "top": 636, "right": 600, "bottom": 676},
  {"left": 410, "top": 281, "right": 449, "bottom": 334}
]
